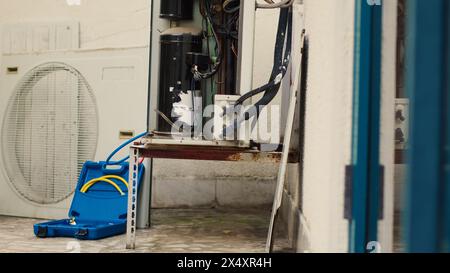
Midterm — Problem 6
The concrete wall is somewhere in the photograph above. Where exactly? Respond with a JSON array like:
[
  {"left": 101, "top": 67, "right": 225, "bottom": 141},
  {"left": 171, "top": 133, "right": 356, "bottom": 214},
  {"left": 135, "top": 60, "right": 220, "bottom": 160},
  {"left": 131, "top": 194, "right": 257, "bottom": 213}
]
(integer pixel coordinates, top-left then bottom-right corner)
[
  {"left": 297, "top": 0, "right": 355, "bottom": 253},
  {"left": 0, "top": 0, "right": 279, "bottom": 209},
  {"left": 281, "top": 0, "right": 397, "bottom": 253},
  {"left": 280, "top": 0, "right": 355, "bottom": 253}
]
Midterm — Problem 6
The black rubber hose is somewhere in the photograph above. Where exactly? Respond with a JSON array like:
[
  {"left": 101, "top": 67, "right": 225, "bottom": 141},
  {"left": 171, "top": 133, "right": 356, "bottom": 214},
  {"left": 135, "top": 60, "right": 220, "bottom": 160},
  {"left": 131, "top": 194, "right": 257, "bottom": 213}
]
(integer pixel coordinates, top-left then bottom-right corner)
[
  {"left": 224, "top": 7, "right": 293, "bottom": 136},
  {"left": 234, "top": 7, "right": 292, "bottom": 107},
  {"left": 252, "top": 7, "right": 293, "bottom": 114}
]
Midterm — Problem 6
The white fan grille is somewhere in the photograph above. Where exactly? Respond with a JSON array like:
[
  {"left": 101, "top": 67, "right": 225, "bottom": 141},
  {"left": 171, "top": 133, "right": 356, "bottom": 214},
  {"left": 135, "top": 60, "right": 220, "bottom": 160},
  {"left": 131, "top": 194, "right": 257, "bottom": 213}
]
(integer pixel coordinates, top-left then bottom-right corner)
[{"left": 1, "top": 62, "right": 98, "bottom": 204}]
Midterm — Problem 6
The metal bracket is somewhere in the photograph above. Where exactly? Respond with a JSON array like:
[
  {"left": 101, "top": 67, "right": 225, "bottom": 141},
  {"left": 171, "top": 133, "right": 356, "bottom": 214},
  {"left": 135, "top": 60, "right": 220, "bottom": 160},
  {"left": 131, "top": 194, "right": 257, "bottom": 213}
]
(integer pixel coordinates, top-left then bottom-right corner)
[
  {"left": 344, "top": 165, "right": 354, "bottom": 220},
  {"left": 344, "top": 165, "right": 385, "bottom": 221},
  {"left": 75, "top": 229, "right": 88, "bottom": 239}
]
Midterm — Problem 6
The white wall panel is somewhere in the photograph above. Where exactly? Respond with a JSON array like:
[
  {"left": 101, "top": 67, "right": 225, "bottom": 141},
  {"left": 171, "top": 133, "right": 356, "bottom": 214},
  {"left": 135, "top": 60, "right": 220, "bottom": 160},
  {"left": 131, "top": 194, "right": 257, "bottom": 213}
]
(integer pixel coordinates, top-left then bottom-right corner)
[{"left": 287, "top": 0, "right": 355, "bottom": 252}]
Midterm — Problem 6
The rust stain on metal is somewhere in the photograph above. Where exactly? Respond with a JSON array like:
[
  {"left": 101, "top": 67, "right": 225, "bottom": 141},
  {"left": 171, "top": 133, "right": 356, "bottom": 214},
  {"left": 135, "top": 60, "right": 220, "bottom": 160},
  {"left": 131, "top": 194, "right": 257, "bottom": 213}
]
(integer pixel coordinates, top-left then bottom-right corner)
[
  {"left": 226, "top": 153, "right": 243, "bottom": 161},
  {"left": 269, "top": 154, "right": 282, "bottom": 163},
  {"left": 261, "top": 153, "right": 282, "bottom": 163},
  {"left": 136, "top": 142, "right": 286, "bottom": 163},
  {"left": 251, "top": 153, "right": 262, "bottom": 162}
]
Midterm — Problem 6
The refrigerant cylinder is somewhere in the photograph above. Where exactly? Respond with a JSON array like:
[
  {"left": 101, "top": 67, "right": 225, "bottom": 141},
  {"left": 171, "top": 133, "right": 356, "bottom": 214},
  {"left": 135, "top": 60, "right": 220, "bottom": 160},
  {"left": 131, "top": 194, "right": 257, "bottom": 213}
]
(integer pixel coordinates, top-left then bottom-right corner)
[
  {"left": 160, "top": 0, "right": 194, "bottom": 21},
  {"left": 158, "top": 27, "right": 203, "bottom": 133}
]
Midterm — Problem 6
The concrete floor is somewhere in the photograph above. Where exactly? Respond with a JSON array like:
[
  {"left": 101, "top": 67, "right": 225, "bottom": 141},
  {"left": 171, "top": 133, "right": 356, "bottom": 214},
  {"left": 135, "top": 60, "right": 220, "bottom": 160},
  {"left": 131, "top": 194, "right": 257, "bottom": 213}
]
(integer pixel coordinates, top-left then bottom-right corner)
[{"left": 0, "top": 208, "right": 291, "bottom": 253}]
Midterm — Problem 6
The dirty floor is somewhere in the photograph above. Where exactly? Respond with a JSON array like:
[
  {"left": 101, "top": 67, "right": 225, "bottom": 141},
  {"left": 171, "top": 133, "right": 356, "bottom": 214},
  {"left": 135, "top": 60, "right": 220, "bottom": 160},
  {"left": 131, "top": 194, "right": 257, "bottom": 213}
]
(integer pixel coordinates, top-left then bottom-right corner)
[{"left": 0, "top": 208, "right": 291, "bottom": 253}]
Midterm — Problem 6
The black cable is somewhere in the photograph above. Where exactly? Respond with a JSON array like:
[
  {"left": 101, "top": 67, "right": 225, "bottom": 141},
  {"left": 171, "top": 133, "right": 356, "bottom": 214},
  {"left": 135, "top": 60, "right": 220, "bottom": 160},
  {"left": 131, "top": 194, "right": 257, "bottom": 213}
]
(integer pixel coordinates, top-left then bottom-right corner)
[
  {"left": 223, "top": 0, "right": 240, "bottom": 13},
  {"left": 224, "top": 6, "right": 293, "bottom": 135},
  {"left": 193, "top": 0, "right": 224, "bottom": 81},
  {"left": 234, "top": 7, "right": 292, "bottom": 107},
  {"left": 252, "top": 7, "right": 293, "bottom": 113}
]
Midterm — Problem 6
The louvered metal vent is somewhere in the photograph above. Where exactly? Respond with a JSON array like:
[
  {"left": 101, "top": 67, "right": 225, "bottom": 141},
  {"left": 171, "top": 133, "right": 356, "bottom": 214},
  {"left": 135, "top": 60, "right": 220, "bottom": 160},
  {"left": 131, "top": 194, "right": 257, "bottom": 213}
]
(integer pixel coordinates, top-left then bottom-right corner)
[{"left": 1, "top": 62, "right": 98, "bottom": 204}]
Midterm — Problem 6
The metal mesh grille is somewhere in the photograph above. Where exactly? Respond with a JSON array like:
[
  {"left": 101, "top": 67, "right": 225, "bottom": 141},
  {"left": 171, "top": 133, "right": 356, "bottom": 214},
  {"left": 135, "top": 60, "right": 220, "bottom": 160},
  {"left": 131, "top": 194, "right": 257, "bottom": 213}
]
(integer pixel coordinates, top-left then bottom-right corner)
[{"left": 1, "top": 62, "right": 98, "bottom": 204}]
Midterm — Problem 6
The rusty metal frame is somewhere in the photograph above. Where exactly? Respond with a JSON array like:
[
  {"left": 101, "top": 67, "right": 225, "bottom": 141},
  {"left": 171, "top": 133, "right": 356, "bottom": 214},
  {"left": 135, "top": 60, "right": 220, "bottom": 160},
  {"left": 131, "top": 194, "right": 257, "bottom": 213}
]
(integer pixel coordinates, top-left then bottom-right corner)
[{"left": 125, "top": 136, "right": 294, "bottom": 249}]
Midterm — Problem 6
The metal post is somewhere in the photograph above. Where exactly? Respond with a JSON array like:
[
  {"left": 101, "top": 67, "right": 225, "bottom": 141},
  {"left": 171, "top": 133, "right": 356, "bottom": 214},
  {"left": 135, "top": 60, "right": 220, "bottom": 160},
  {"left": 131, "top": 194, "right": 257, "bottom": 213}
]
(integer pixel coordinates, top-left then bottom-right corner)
[
  {"left": 265, "top": 30, "right": 304, "bottom": 253},
  {"left": 265, "top": 74, "right": 299, "bottom": 253},
  {"left": 349, "top": 0, "right": 382, "bottom": 253},
  {"left": 405, "top": 0, "right": 448, "bottom": 253},
  {"left": 137, "top": 159, "right": 153, "bottom": 228},
  {"left": 126, "top": 146, "right": 140, "bottom": 249}
]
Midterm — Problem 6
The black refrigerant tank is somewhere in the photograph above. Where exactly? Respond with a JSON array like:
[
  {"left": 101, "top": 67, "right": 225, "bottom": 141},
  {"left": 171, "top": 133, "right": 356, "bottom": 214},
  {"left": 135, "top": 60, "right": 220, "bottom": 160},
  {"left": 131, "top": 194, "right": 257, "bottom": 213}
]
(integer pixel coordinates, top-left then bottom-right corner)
[
  {"left": 158, "top": 27, "right": 203, "bottom": 132},
  {"left": 160, "top": 0, "right": 194, "bottom": 20}
]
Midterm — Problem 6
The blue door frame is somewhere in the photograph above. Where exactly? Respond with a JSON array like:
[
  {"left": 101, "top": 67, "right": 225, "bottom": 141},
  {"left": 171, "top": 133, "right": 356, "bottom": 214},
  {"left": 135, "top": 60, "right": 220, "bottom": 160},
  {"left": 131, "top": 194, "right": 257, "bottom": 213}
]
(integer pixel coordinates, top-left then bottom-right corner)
[
  {"left": 350, "top": 0, "right": 383, "bottom": 253},
  {"left": 405, "top": 0, "right": 450, "bottom": 253}
]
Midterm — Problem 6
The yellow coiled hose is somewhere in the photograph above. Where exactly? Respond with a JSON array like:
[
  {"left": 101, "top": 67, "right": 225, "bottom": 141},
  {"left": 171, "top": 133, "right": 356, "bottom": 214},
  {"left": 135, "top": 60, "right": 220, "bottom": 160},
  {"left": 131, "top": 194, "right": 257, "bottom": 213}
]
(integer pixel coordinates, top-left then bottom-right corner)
[{"left": 80, "top": 175, "right": 129, "bottom": 196}]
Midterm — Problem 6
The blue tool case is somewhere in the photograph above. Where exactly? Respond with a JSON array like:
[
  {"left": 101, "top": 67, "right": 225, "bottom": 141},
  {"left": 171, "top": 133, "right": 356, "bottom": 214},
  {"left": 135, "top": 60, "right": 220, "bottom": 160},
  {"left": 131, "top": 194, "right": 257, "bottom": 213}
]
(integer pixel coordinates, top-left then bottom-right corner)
[{"left": 34, "top": 161, "right": 144, "bottom": 240}]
